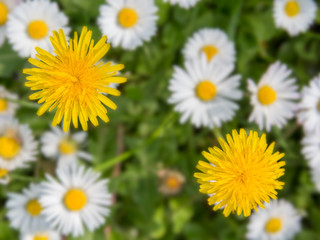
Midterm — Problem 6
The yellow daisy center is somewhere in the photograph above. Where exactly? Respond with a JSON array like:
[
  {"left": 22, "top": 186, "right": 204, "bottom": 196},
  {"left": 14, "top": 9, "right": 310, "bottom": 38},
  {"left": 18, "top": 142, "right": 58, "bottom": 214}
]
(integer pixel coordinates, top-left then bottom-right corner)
[
  {"left": 196, "top": 81, "right": 217, "bottom": 101},
  {"left": 33, "top": 235, "right": 49, "bottom": 240},
  {"left": 0, "top": 3, "right": 8, "bottom": 26},
  {"left": 26, "top": 199, "right": 43, "bottom": 217},
  {"left": 165, "top": 176, "right": 180, "bottom": 190},
  {"left": 28, "top": 20, "right": 48, "bottom": 39},
  {"left": 23, "top": 27, "right": 126, "bottom": 132},
  {"left": 285, "top": 1, "right": 300, "bottom": 17},
  {"left": 265, "top": 217, "right": 283, "bottom": 234},
  {"left": 194, "top": 129, "right": 285, "bottom": 217},
  {"left": 118, "top": 8, "right": 138, "bottom": 28},
  {"left": 59, "top": 139, "right": 77, "bottom": 155},
  {"left": 64, "top": 189, "right": 87, "bottom": 211},
  {"left": 0, "top": 99, "right": 8, "bottom": 112},
  {"left": 258, "top": 85, "right": 277, "bottom": 105},
  {"left": 0, "top": 136, "right": 21, "bottom": 159},
  {"left": 202, "top": 45, "right": 219, "bottom": 61},
  {"left": 0, "top": 168, "right": 8, "bottom": 178}
]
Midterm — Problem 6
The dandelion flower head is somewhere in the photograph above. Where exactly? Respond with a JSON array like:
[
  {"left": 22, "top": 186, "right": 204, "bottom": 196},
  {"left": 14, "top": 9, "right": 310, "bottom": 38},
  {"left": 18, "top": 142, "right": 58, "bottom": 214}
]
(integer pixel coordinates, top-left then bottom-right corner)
[
  {"left": 23, "top": 27, "right": 127, "bottom": 132},
  {"left": 194, "top": 129, "right": 285, "bottom": 217}
]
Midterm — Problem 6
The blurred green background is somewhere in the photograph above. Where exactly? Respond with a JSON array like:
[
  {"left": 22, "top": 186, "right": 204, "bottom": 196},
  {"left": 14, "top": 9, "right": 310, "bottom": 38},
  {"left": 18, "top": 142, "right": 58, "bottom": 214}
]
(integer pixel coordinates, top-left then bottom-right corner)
[{"left": 1, "top": 0, "right": 320, "bottom": 239}]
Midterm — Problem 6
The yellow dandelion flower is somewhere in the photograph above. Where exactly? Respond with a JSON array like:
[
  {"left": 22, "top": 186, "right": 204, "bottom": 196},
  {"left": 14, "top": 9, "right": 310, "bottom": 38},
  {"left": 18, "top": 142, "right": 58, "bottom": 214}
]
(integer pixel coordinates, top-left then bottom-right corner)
[
  {"left": 23, "top": 27, "right": 127, "bottom": 132},
  {"left": 194, "top": 129, "right": 285, "bottom": 217}
]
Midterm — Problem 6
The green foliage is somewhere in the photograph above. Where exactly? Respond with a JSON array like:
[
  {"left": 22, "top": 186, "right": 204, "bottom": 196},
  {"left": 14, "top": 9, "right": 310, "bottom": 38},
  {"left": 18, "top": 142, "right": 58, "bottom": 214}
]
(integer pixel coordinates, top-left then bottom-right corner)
[{"left": 1, "top": 0, "right": 320, "bottom": 239}]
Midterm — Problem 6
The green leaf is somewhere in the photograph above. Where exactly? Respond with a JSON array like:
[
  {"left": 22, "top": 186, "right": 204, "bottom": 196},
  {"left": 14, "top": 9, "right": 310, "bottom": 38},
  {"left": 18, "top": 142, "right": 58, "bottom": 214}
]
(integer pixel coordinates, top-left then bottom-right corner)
[
  {"left": 150, "top": 205, "right": 166, "bottom": 239},
  {"left": 169, "top": 199, "right": 194, "bottom": 234}
]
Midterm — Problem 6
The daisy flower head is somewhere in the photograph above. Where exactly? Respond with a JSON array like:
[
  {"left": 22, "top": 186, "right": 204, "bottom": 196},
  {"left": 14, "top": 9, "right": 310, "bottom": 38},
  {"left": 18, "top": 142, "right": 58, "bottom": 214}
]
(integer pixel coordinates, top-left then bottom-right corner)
[
  {"left": 194, "top": 129, "right": 285, "bottom": 217},
  {"left": 0, "top": 0, "right": 22, "bottom": 47},
  {"left": 310, "top": 167, "right": 320, "bottom": 192},
  {"left": 6, "top": 183, "right": 49, "bottom": 233},
  {"left": 301, "top": 132, "right": 320, "bottom": 168},
  {"left": 168, "top": 55, "right": 242, "bottom": 128},
  {"left": 98, "top": 0, "right": 158, "bottom": 50},
  {"left": 163, "top": 0, "right": 200, "bottom": 9},
  {"left": 248, "top": 61, "right": 300, "bottom": 132},
  {"left": 41, "top": 126, "right": 92, "bottom": 168},
  {"left": 23, "top": 27, "right": 127, "bottom": 132},
  {"left": 6, "top": 0, "right": 70, "bottom": 57},
  {"left": 183, "top": 28, "right": 235, "bottom": 64},
  {"left": 157, "top": 168, "right": 185, "bottom": 196},
  {"left": 21, "top": 230, "right": 61, "bottom": 240},
  {"left": 247, "top": 199, "right": 301, "bottom": 240},
  {"left": 40, "top": 163, "right": 112, "bottom": 237},
  {"left": 0, "top": 85, "right": 18, "bottom": 117},
  {"left": 0, "top": 117, "right": 37, "bottom": 171},
  {"left": 297, "top": 76, "right": 320, "bottom": 133},
  {"left": 273, "top": 0, "right": 317, "bottom": 36}
]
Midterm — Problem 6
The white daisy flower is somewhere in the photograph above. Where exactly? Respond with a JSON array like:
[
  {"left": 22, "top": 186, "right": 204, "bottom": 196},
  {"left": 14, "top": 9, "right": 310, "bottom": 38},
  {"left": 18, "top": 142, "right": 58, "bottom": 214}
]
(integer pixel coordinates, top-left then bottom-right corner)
[
  {"left": 41, "top": 126, "right": 92, "bottom": 168},
  {"left": 6, "top": 183, "right": 50, "bottom": 233},
  {"left": 108, "top": 82, "right": 119, "bottom": 90},
  {"left": 20, "top": 230, "right": 61, "bottom": 240},
  {"left": 310, "top": 167, "right": 320, "bottom": 192},
  {"left": 301, "top": 132, "right": 320, "bottom": 169},
  {"left": 247, "top": 199, "right": 302, "bottom": 240},
  {"left": 0, "top": 86, "right": 18, "bottom": 117},
  {"left": 6, "top": 0, "right": 70, "bottom": 57},
  {"left": 163, "top": 0, "right": 200, "bottom": 9},
  {"left": 168, "top": 55, "right": 242, "bottom": 128},
  {"left": 273, "top": 0, "right": 317, "bottom": 36},
  {"left": 248, "top": 61, "right": 300, "bottom": 132},
  {"left": 40, "top": 164, "right": 112, "bottom": 237},
  {"left": 297, "top": 76, "right": 320, "bottom": 133},
  {"left": 0, "top": 117, "right": 37, "bottom": 171},
  {"left": 98, "top": 0, "right": 158, "bottom": 50},
  {"left": 183, "top": 28, "right": 235, "bottom": 64},
  {"left": 0, "top": 0, "right": 22, "bottom": 47}
]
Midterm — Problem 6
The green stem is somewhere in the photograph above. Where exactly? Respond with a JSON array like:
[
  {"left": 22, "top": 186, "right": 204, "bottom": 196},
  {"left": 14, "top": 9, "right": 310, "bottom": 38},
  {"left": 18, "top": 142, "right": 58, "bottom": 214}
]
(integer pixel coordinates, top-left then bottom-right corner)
[
  {"left": 213, "top": 127, "right": 224, "bottom": 140},
  {"left": 94, "top": 151, "right": 134, "bottom": 172},
  {"left": 227, "top": 0, "right": 243, "bottom": 40},
  {"left": 273, "top": 127, "right": 291, "bottom": 153},
  {"left": 5, "top": 98, "right": 39, "bottom": 109},
  {"left": 284, "top": 122, "right": 300, "bottom": 139},
  {"left": 94, "top": 112, "right": 176, "bottom": 172}
]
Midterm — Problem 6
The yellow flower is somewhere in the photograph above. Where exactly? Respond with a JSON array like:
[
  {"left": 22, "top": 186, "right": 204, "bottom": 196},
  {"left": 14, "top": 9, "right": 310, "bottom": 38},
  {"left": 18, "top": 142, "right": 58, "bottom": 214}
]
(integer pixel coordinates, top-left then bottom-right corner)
[
  {"left": 23, "top": 27, "right": 127, "bottom": 132},
  {"left": 194, "top": 129, "right": 285, "bottom": 217}
]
